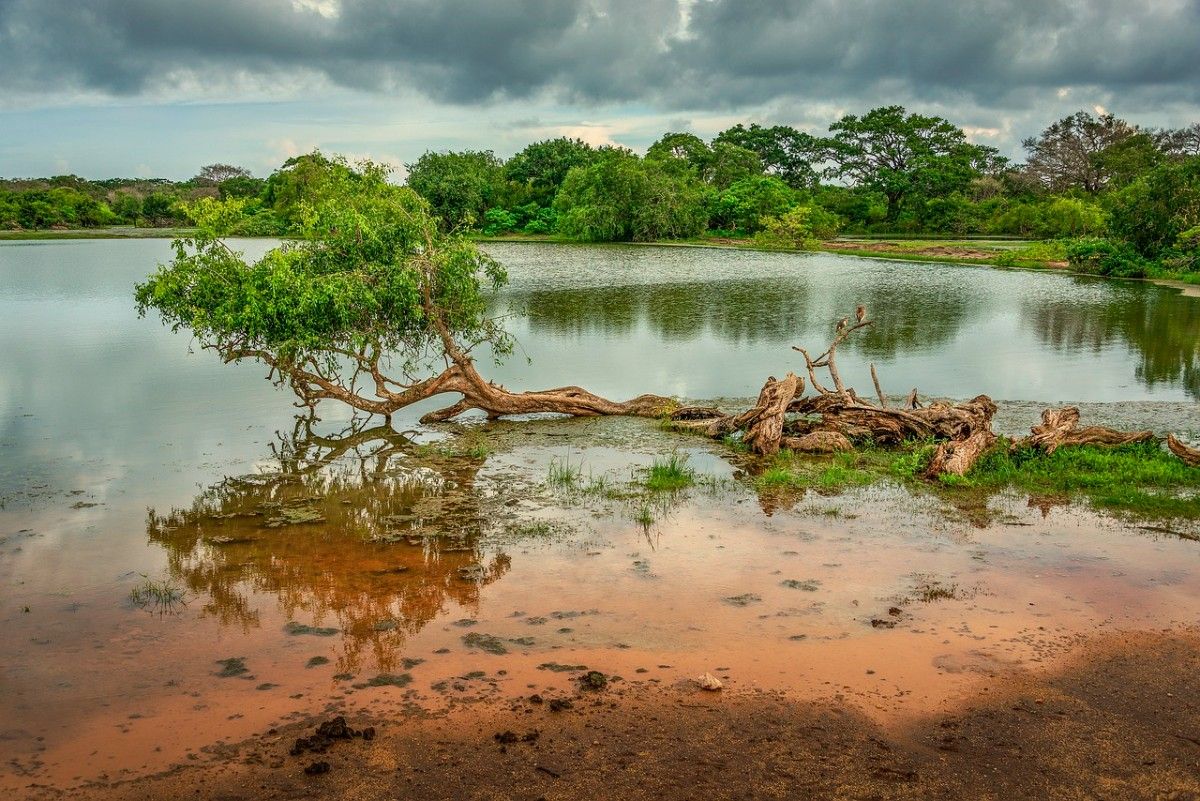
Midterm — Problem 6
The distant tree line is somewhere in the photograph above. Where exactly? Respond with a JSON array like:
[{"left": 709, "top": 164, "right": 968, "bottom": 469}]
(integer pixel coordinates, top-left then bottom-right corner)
[{"left": 4, "top": 107, "right": 1199, "bottom": 278}]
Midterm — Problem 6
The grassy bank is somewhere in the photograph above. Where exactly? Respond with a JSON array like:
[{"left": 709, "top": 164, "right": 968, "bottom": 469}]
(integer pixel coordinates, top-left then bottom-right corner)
[
  {"left": 8, "top": 228, "right": 1199, "bottom": 286},
  {"left": 756, "top": 439, "right": 1200, "bottom": 523},
  {"left": 0, "top": 226, "right": 197, "bottom": 240}
]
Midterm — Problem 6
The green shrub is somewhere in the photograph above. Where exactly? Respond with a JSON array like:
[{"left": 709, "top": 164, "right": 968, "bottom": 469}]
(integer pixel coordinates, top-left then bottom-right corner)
[
  {"left": 1065, "top": 237, "right": 1148, "bottom": 278},
  {"left": 482, "top": 208, "right": 519, "bottom": 235},
  {"left": 753, "top": 205, "right": 841, "bottom": 250}
]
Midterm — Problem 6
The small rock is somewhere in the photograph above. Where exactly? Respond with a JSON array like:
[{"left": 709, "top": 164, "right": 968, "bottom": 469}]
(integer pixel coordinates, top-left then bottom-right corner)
[{"left": 696, "top": 672, "right": 723, "bottom": 691}]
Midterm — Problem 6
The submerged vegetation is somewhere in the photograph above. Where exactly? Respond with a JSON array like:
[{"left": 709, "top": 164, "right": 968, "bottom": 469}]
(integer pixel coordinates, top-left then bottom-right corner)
[{"left": 128, "top": 575, "right": 187, "bottom": 614}]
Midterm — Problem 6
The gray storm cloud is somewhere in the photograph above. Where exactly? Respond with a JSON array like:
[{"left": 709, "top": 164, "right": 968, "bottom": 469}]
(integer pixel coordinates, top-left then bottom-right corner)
[{"left": 2, "top": 0, "right": 1198, "bottom": 110}]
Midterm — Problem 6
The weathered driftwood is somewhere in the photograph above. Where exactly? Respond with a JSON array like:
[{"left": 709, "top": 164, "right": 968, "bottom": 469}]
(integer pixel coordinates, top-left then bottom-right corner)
[
  {"left": 926, "top": 429, "right": 998, "bottom": 478},
  {"left": 667, "top": 307, "right": 1000, "bottom": 476},
  {"left": 666, "top": 307, "right": 1195, "bottom": 479},
  {"left": 782, "top": 430, "right": 854, "bottom": 453},
  {"left": 1168, "top": 435, "right": 1200, "bottom": 467},
  {"left": 1017, "top": 407, "right": 1155, "bottom": 454}
]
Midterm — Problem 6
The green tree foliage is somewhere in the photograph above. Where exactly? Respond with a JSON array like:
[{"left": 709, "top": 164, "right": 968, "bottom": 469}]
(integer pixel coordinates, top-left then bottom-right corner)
[
  {"left": 1096, "top": 132, "right": 1165, "bottom": 189},
  {"left": 504, "top": 138, "right": 594, "bottom": 207},
  {"left": 1107, "top": 156, "right": 1200, "bottom": 259},
  {"left": 646, "top": 132, "right": 711, "bottom": 172},
  {"left": 752, "top": 205, "right": 842, "bottom": 250},
  {"left": 825, "top": 105, "right": 1005, "bottom": 222},
  {"left": 263, "top": 152, "right": 354, "bottom": 228},
  {"left": 707, "top": 142, "right": 763, "bottom": 189},
  {"left": 405, "top": 150, "right": 507, "bottom": 231},
  {"left": 135, "top": 158, "right": 512, "bottom": 415},
  {"left": 1022, "top": 111, "right": 1138, "bottom": 193},
  {"left": 218, "top": 175, "right": 267, "bottom": 200},
  {"left": 714, "top": 123, "right": 820, "bottom": 188},
  {"left": 709, "top": 176, "right": 798, "bottom": 232},
  {"left": 554, "top": 149, "right": 709, "bottom": 242}
]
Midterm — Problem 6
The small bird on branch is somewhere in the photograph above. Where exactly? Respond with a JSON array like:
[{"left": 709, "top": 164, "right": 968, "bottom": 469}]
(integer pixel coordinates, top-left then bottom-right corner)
[
  {"left": 836, "top": 317, "right": 848, "bottom": 333},
  {"left": 856, "top": 305, "right": 866, "bottom": 323}
]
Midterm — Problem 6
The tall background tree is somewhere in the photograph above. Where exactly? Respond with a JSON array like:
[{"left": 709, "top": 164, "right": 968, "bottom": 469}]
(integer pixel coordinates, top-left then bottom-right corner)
[
  {"left": 824, "top": 105, "right": 1004, "bottom": 221},
  {"left": 504, "top": 137, "right": 595, "bottom": 207},
  {"left": 714, "top": 123, "right": 820, "bottom": 189},
  {"left": 1021, "top": 111, "right": 1138, "bottom": 193}
]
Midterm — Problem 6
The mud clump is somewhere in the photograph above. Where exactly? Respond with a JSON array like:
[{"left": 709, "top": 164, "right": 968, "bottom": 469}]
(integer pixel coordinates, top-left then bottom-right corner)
[
  {"left": 548, "top": 698, "right": 574, "bottom": 712},
  {"left": 495, "top": 730, "right": 540, "bottom": 748},
  {"left": 215, "top": 657, "right": 249, "bottom": 678},
  {"left": 290, "top": 716, "right": 377, "bottom": 765},
  {"left": 462, "top": 632, "right": 508, "bottom": 655},
  {"left": 579, "top": 670, "right": 608, "bottom": 691}
]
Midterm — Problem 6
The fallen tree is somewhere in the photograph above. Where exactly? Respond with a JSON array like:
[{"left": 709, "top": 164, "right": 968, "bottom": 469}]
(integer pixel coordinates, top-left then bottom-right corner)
[
  {"left": 135, "top": 159, "right": 674, "bottom": 425},
  {"left": 668, "top": 307, "right": 1198, "bottom": 478}
]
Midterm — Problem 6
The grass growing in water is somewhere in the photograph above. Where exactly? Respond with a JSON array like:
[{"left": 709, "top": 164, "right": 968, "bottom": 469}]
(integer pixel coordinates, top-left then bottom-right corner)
[
  {"left": 129, "top": 575, "right": 187, "bottom": 614},
  {"left": 756, "top": 439, "right": 1200, "bottom": 521},
  {"left": 643, "top": 453, "right": 696, "bottom": 491},
  {"left": 547, "top": 451, "right": 585, "bottom": 489}
]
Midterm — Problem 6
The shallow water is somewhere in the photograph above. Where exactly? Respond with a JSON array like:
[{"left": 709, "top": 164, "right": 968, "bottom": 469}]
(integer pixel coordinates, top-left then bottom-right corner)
[{"left": 1, "top": 239, "right": 1198, "bottom": 789}]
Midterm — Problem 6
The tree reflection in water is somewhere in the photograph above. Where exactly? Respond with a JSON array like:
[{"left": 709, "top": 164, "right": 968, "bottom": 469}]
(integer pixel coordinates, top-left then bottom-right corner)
[
  {"left": 146, "top": 417, "right": 509, "bottom": 673},
  {"left": 1023, "top": 279, "right": 1200, "bottom": 400}
]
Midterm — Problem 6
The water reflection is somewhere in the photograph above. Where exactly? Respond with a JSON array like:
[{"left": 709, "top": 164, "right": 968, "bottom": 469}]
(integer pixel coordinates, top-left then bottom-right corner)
[
  {"left": 145, "top": 418, "right": 508, "bottom": 673},
  {"left": 506, "top": 278, "right": 974, "bottom": 357},
  {"left": 1023, "top": 280, "right": 1200, "bottom": 398},
  {"left": 482, "top": 243, "right": 1200, "bottom": 401}
]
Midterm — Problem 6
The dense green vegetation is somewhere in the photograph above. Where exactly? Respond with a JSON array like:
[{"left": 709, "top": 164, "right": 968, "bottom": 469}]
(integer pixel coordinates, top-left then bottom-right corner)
[{"left": 6, "top": 108, "right": 1198, "bottom": 280}]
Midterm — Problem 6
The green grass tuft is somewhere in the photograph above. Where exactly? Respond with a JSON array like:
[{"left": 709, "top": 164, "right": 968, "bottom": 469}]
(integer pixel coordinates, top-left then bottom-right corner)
[
  {"left": 129, "top": 575, "right": 187, "bottom": 614},
  {"left": 643, "top": 453, "right": 696, "bottom": 492}
]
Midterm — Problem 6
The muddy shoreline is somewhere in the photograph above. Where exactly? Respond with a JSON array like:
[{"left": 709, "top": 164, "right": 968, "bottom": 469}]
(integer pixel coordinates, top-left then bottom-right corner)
[{"left": 32, "top": 628, "right": 1200, "bottom": 801}]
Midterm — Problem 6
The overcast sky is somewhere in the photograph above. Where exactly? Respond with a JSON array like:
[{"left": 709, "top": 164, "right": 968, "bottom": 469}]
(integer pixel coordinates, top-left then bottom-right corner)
[{"left": 2, "top": 0, "right": 1199, "bottom": 180}]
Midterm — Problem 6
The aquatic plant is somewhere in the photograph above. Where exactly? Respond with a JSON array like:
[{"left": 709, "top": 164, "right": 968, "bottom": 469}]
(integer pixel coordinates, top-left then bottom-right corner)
[{"left": 128, "top": 575, "right": 187, "bottom": 614}]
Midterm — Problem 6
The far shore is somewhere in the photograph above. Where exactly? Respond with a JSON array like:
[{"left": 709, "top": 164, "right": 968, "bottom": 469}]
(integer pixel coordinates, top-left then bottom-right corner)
[{"left": 3, "top": 226, "right": 1197, "bottom": 290}]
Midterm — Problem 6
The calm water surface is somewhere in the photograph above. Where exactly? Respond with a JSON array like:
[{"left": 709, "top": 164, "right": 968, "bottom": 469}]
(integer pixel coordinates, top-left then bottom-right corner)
[{"left": 1, "top": 239, "right": 1199, "bottom": 790}]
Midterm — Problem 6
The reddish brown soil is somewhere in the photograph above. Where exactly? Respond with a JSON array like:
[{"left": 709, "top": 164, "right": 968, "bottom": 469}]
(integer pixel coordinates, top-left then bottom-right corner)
[{"left": 40, "top": 629, "right": 1200, "bottom": 801}]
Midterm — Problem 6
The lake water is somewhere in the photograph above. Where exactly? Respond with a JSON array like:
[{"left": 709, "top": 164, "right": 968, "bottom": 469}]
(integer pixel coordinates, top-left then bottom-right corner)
[{"left": 2, "top": 239, "right": 1199, "bottom": 791}]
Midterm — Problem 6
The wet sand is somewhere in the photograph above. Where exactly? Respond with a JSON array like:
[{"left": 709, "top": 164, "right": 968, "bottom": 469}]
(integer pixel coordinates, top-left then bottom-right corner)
[
  {"left": 4, "top": 419, "right": 1200, "bottom": 799},
  {"left": 35, "top": 629, "right": 1200, "bottom": 800}
]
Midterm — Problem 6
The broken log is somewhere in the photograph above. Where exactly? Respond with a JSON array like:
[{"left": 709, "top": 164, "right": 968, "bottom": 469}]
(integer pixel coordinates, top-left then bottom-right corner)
[
  {"left": 925, "top": 429, "right": 997, "bottom": 478},
  {"left": 781, "top": 431, "right": 854, "bottom": 454},
  {"left": 1168, "top": 435, "right": 1200, "bottom": 468},
  {"left": 1019, "top": 407, "right": 1155, "bottom": 454},
  {"left": 741, "top": 373, "right": 803, "bottom": 456}
]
